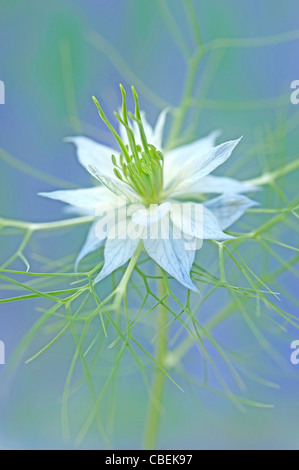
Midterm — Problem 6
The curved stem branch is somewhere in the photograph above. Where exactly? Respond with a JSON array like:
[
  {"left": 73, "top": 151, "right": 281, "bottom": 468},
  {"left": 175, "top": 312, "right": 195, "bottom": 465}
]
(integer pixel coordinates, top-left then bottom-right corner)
[
  {"left": 143, "top": 270, "right": 168, "bottom": 450},
  {"left": 114, "top": 242, "right": 143, "bottom": 307},
  {"left": 0, "top": 215, "right": 95, "bottom": 231},
  {"left": 167, "top": 49, "right": 204, "bottom": 149}
]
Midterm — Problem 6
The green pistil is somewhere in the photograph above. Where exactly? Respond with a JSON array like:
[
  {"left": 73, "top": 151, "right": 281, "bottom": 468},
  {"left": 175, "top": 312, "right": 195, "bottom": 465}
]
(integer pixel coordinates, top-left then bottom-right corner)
[
  {"left": 114, "top": 143, "right": 164, "bottom": 204},
  {"left": 93, "top": 85, "right": 164, "bottom": 205}
]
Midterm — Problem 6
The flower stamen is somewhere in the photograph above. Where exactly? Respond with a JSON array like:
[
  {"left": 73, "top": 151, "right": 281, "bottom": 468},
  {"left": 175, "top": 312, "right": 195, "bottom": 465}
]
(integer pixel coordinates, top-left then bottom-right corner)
[{"left": 93, "top": 85, "right": 165, "bottom": 204}]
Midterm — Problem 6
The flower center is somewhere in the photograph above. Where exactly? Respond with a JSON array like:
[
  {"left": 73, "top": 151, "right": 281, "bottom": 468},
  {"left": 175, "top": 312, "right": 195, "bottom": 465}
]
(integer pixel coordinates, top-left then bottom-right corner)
[
  {"left": 93, "top": 85, "right": 164, "bottom": 205},
  {"left": 112, "top": 143, "right": 164, "bottom": 204}
]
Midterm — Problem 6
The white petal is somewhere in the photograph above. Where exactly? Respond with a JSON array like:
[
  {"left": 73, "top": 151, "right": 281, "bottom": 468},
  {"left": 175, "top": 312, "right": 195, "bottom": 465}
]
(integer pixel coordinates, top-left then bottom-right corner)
[
  {"left": 163, "top": 130, "right": 221, "bottom": 188},
  {"left": 166, "top": 137, "right": 242, "bottom": 193},
  {"left": 94, "top": 236, "right": 140, "bottom": 284},
  {"left": 63, "top": 205, "right": 92, "bottom": 216},
  {"left": 75, "top": 221, "right": 105, "bottom": 270},
  {"left": 205, "top": 194, "right": 258, "bottom": 230},
  {"left": 118, "top": 108, "right": 168, "bottom": 151},
  {"left": 143, "top": 219, "right": 198, "bottom": 292},
  {"left": 66, "top": 136, "right": 117, "bottom": 178},
  {"left": 39, "top": 186, "right": 113, "bottom": 211},
  {"left": 171, "top": 174, "right": 259, "bottom": 198},
  {"left": 153, "top": 108, "right": 169, "bottom": 149},
  {"left": 88, "top": 166, "right": 140, "bottom": 203},
  {"left": 131, "top": 202, "right": 171, "bottom": 227},
  {"left": 170, "top": 203, "right": 233, "bottom": 241}
]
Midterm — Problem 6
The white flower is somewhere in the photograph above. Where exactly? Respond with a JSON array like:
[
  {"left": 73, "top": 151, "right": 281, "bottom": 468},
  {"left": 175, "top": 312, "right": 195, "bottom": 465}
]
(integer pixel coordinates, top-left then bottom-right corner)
[{"left": 40, "top": 87, "right": 258, "bottom": 292}]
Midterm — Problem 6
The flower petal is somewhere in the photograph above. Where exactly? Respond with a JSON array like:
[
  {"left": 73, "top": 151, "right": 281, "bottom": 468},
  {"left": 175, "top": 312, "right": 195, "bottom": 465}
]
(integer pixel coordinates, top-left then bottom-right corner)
[
  {"left": 170, "top": 202, "right": 233, "bottom": 241},
  {"left": 75, "top": 221, "right": 105, "bottom": 270},
  {"left": 131, "top": 202, "right": 171, "bottom": 227},
  {"left": 119, "top": 108, "right": 168, "bottom": 150},
  {"left": 171, "top": 174, "right": 259, "bottom": 198},
  {"left": 163, "top": 130, "right": 221, "bottom": 188},
  {"left": 166, "top": 137, "right": 242, "bottom": 193},
  {"left": 88, "top": 166, "right": 140, "bottom": 203},
  {"left": 204, "top": 194, "right": 258, "bottom": 230},
  {"left": 143, "top": 219, "right": 198, "bottom": 292},
  {"left": 94, "top": 233, "right": 140, "bottom": 284},
  {"left": 66, "top": 136, "right": 116, "bottom": 178},
  {"left": 153, "top": 108, "right": 169, "bottom": 149},
  {"left": 39, "top": 186, "right": 114, "bottom": 211}
]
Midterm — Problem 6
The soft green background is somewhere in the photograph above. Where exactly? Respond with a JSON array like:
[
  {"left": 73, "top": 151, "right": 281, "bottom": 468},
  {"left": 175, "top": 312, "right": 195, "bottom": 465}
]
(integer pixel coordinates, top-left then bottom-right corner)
[{"left": 0, "top": 0, "right": 299, "bottom": 449}]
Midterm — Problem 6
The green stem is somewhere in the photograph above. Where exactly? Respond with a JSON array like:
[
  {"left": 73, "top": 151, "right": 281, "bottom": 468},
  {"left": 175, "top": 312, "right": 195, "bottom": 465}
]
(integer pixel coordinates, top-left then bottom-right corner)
[
  {"left": 184, "top": 0, "right": 204, "bottom": 48},
  {"left": 0, "top": 215, "right": 95, "bottom": 231},
  {"left": 155, "top": 0, "right": 190, "bottom": 60},
  {"left": 245, "top": 157, "right": 299, "bottom": 186},
  {"left": 143, "top": 271, "right": 168, "bottom": 450},
  {"left": 171, "top": 300, "right": 234, "bottom": 363},
  {"left": 167, "top": 50, "right": 204, "bottom": 149},
  {"left": 114, "top": 242, "right": 143, "bottom": 307}
]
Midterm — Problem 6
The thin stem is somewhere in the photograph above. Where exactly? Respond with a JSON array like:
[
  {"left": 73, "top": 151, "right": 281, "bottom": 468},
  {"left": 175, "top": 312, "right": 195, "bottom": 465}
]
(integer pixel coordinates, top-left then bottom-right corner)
[
  {"left": 167, "top": 49, "right": 204, "bottom": 148},
  {"left": 88, "top": 31, "right": 170, "bottom": 109},
  {"left": 59, "top": 39, "right": 81, "bottom": 134},
  {"left": 183, "top": 0, "right": 203, "bottom": 48},
  {"left": 245, "top": 157, "right": 299, "bottom": 186},
  {"left": 0, "top": 147, "right": 77, "bottom": 189},
  {"left": 0, "top": 215, "right": 95, "bottom": 231},
  {"left": 143, "top": 270, "right": 168, "bottom": 450},
  {"left": 114, "top": 242, "right": 143, "bottom": 307},
  {"left": 218, "top": 243, "right": 226, "bottom": 282}
]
